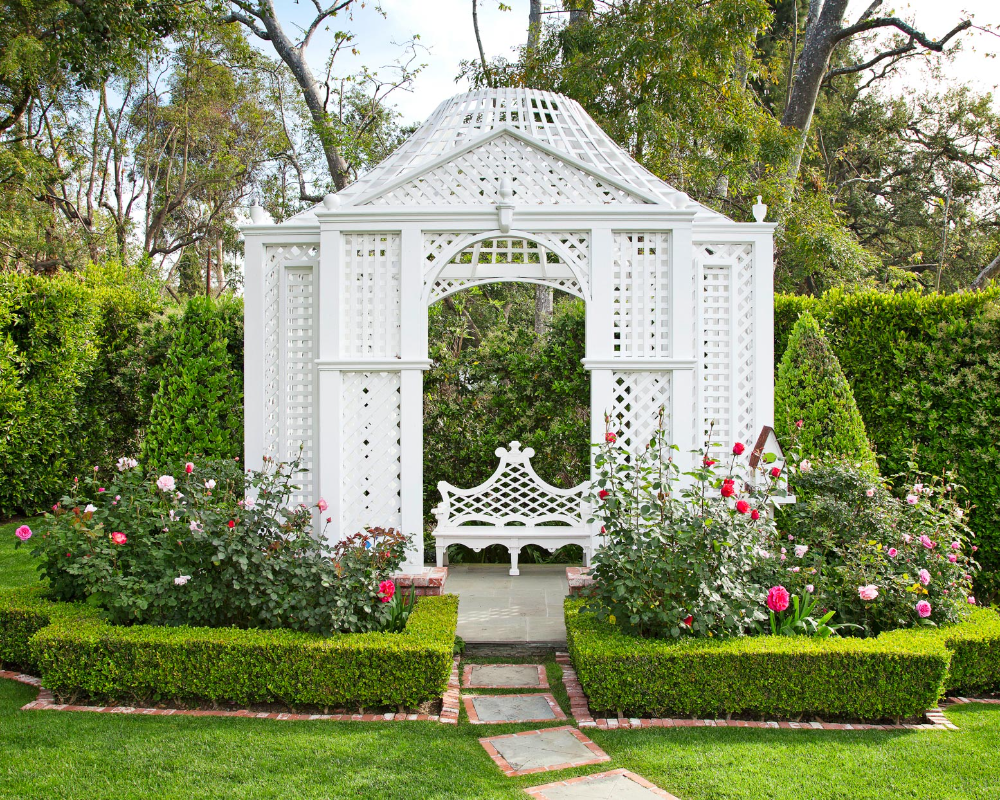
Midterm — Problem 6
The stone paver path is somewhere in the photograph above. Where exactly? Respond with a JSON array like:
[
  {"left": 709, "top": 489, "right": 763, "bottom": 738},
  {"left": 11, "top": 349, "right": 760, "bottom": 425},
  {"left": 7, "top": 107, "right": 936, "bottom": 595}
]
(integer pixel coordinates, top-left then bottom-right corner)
[
  {"left": 463, "top": 663, "right": 548, "bottom": 689},
  {"left": 464, "top": 693, "right": 566, "bottom": 724},
  {"left": 479, "top": 725, "right": 610, "bottom": 776},
  {"left": 447, "top": 564, "right": 568, "bottom": 643},
  {"left": 524, "top": 769, "right": 680, "bottom": 799}
]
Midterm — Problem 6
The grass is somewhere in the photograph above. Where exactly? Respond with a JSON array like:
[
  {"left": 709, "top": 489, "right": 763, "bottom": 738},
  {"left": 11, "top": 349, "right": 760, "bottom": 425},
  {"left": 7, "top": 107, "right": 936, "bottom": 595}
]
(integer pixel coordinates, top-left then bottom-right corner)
[
  {"left": 0, "top": 518, "right": 42, "bottom": 590},
  {"left": 2, "top": 518, "right": 1000, "bottom": 798}
]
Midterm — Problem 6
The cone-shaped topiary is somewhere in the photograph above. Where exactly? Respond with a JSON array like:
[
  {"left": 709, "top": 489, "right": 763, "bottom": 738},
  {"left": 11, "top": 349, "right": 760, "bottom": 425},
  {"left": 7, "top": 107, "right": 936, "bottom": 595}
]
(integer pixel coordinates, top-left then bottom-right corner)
[
  {"left": 774, "top": 311, "right": 878, "bottom": 472},
  {"left": 141, "top": 296, "right": 242, "bottom": 469}
]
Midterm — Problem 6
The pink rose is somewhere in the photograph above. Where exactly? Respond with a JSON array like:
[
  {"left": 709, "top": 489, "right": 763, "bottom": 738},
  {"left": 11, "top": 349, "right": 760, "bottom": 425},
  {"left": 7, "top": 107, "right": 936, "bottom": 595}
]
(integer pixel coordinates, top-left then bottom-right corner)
[
  {"left": 379, "top": 579, "right": 396, "bottom": 603},
  {"left": 798, "top": 459, "right": 812, "bottom": 472},
  {"left": 902, "top": 534, "right": 912, "bottom": 544},
  {"left": 948, "top": 554, "right": 958, "bottom": 563},
  {"left": 111, "top": 531, "right": 127, "bottom": 545},
  {"left": 794, "top": 545, "right": 808, "bottom": 558},
  {"left": 916, "top": 600, "right": 932, "bottom": 618},
  {"left": 888, "top": 548, "right": 898, "bottom": 558},
  {"left": 865, "top": 488, "right": 875, "bottom": 498},
  {"left": 920, "top": 535, "right": 934, "bottom": 549},
  {"left": 967, "top": 596, "right": 976, "bottom": 605},
  {"left": 185, "top": 462, "right": 194, "bottom": 474},
  {"left": 156, "top": 475, "right": 176, "bottom": 492},
  {"left": 605, "top": 432, "right": 617, "bottom": 444},
  {"left": 317, "top": 498, "right": 329, "bottom": 512},
  {"left": 766, "top": 585, "right": 790, "bottom": 613},
  {"left": 858, "top": 585, "right": 879, "bottom": 601},
  {"left": 732, "top": 442, "right": 745, "bottom": 455},
  {"left": 918, "top": 569, "right": 931, "bottom": 586},
  {"left": 15, "top": 525, "right": 32, "bottom": 541},
  {"left": 950, "top": 541, "right": 961, "bottom": 551},
  {"left": 906, "top": 494, "right": 918, "bottom": 505},
  {"left": 795, "top": 419, "right": 804, "bottom": 429},
  {"left": 805, "top": 584, "right": 814, "bottom": 594}
]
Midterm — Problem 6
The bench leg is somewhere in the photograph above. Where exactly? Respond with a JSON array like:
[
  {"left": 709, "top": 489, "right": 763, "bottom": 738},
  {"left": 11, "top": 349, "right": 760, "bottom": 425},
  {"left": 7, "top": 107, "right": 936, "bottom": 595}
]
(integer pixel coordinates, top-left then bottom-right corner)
[
  {"left": 509, "top": 543, "right": 520, "bottom": 577},
  {"left": 583, "top": 546, "right": 591, "bottom": 568},
  {"left": 436, "top": 544, "right": 447, "bottom": 569}
]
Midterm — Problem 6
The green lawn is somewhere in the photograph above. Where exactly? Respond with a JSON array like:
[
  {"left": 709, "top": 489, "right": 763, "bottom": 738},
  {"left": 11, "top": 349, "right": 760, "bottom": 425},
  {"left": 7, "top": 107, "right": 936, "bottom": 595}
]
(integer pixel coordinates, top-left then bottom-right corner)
[
  {"left": 0, "top": 517, "right": 43, "bottom": 589},
  {"left": 2, "top": 518, "right": 1000, "bottom": 799}
]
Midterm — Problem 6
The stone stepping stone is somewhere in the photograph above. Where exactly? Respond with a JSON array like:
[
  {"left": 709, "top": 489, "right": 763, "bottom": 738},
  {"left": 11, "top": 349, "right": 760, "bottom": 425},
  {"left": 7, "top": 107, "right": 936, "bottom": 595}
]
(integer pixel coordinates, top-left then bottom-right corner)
[
  {"left": 464, "top": 693, "right": 566, "bottom": 724},
  {"left": 480, "top": 725, "right": 610, "bottom": 777},
  {"left": 525, "top": 769, "right": 680, "bottom": 799},
  {"left": 463, "top": 663, "right": 548, "bottom": 689}
]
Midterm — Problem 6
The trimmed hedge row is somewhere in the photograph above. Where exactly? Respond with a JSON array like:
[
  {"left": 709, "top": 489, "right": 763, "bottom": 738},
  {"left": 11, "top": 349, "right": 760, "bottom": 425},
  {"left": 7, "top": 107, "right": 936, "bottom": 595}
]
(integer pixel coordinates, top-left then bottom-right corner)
[
  {"left": 880, "top": 606, "right": 1000, "bottom": 695},
  {"left": 775, "top": 289, "right": 1000, "bottom": 585},
  {"left": 565, "top": 599, "right": 964, "bottom": 721},
  {"left": 1, "top": 590, "right": 458, "bottom": 709}
]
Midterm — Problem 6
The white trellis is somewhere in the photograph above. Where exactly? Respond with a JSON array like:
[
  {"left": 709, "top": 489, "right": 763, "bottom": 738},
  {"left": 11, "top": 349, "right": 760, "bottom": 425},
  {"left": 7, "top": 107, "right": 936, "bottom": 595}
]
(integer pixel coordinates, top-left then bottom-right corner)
[{"left": 242, "top": 88, "right": 776, "bottom": 572}]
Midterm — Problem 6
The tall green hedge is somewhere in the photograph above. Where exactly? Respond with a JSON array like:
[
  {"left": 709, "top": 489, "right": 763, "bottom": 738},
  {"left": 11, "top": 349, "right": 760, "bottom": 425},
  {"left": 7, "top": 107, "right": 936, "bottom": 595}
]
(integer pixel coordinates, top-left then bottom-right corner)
[
  {"left": 775, "top": 288, "right": 1000, "bottom": 583},
  {"left": 0, "top": 268, "right": 160, "bottom": 518},
  {"left": 774, "top": 312, "right": 877, "bottom": 471}
]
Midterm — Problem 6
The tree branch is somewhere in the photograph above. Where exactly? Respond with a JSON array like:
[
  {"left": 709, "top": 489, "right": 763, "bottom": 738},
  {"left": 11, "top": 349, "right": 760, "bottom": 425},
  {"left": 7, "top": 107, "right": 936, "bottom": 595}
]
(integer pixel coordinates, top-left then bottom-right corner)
[
  {"left": 222, "top": 11, "right": 270, "bottom": 40},
  {"left": 971, "top": 251, "right": 1000, "bottom": 290},
  {"left": 833, "top": 16, "right": 971, "bottom": 49},
  {"left": 825, "top": 41, "right": 916, "bottom": 80}
]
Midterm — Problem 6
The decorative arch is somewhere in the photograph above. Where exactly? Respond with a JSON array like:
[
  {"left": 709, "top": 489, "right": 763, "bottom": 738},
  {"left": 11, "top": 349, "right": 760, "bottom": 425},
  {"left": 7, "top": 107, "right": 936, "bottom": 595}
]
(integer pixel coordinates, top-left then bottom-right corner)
[{"left": 422, "top": 229, "right": 590, "bottom": 304}]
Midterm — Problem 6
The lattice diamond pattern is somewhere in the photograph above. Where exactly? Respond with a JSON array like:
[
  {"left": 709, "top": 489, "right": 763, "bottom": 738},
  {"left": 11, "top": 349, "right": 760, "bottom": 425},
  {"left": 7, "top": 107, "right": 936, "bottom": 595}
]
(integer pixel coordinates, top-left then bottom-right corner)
[
  {"left": 366, "top": 134, "right": 644, "bottom": 206},
  {"left": 732, "top": 245, "right": 755, "bottom": 448},
  {"left": 446, "top": 462, "right": 587, "bottom": 526},
  {"left": 284, "top": 268, "right": 315, "bottom": 507},
  {"left": 609, "top": 372, "right": 672, "bottom": 453},
  {"left": 342, "top": 233, "right": 401, "bottom": 358},
  {"left": 262, "top": 244, "right": 319, "bottom": 463},
  {"left": 341, "top": 372, "right": 402, "bottom": 534},
  {"left": 612, "top": 232, "right": 671, "bottom": 357},
  {"left": 700, "top": 263, "right": 731, "bottom": 452}
]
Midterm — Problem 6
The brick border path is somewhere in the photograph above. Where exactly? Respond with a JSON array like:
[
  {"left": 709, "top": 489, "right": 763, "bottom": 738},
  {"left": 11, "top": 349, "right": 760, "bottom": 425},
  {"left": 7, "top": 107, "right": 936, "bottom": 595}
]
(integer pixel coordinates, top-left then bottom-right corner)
[
  {"left": 555, "top": 653, "right": 960, "bottom": 732},
  {"left": 524, "top": 768, "right": 680, "bottom": 799},
  {"left": 479, "top": 725, "right": 611, "bottom": 777},
  {"left": 2, "top": 658, "right": 462, "bottom": 725},
  {"left": 462, "top": 663, "right": 549, "bottom": 689},
  {"left": 463, "top": 693, "right": 566, "bottom": 724}
]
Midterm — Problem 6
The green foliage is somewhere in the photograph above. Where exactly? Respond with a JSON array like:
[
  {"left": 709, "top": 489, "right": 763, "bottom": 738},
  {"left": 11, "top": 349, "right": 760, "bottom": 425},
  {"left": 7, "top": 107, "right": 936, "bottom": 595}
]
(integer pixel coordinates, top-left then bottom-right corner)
[
  {"left": 13, "top": 592, "right": 457, "bottom": 709},
  {"left": 31, "top": 456, "right": 405, "bottom": 635},
  {"left": 775, "top": 289, "right": 1000, "bottom": 586},
  {"left": 565, "top": 599, "right": 950, "bottom": 721},
  {"left": 586, "top": 424, "right": 786, "bottom": 639},
  {"left": 774, "top": 311, "right": 877, "bottom": 471},
  {"left": 142, "top": 295, "right": 243, "bottom": 468},
  {"left": 423, "top": 295, "right": 589, "bottom": 523},
  {"left": 0, "top": 587, "right": 104, "bottom": 672}
]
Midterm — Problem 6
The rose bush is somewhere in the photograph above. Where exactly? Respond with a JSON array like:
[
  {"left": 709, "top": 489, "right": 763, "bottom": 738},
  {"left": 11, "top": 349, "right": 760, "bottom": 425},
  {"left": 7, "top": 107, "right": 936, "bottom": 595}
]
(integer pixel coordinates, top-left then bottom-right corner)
[
  {"left": 21, "top": 456, "right": 407, "bottom": 634},
  {"left": 585, "top": 416, "right": 789, "bottom": 639}
]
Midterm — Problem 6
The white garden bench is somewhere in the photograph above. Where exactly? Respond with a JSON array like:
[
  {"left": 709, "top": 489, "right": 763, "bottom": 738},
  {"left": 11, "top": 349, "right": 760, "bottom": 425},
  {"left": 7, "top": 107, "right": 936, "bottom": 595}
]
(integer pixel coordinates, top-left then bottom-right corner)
[{"left": 432, "top": 441, "right": 592, "bottom": 576}]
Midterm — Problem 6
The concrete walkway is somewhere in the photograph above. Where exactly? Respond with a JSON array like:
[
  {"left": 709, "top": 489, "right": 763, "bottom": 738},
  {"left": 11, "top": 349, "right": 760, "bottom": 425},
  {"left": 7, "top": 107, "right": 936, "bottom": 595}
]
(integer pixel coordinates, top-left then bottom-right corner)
[{"left": 446, "top": 564, "right": 569, "bottom": 644}]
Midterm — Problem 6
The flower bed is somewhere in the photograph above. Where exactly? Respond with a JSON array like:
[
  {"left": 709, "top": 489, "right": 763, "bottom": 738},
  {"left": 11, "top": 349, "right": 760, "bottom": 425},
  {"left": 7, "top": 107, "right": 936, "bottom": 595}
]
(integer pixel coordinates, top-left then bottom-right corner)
[
  {"left": 0, "top": 588, "right": 458, "bottom": 710},
  {"left": 563, "top": 599, "right": 985, "bottom": 722}
]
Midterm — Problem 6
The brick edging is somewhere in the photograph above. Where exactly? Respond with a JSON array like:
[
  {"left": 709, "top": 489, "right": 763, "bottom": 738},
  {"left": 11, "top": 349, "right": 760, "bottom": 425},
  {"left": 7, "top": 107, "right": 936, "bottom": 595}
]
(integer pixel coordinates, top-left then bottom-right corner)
[
  {"left": 554, "top": 653, "right": 960, "bottom": 732},
  {"left": 3, "top": 664, "right": 462, "bottom": 725}
]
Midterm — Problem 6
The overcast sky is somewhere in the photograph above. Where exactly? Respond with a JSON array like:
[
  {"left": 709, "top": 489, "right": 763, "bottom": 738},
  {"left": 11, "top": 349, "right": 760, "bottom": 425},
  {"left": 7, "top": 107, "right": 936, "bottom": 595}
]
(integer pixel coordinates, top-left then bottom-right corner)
[{"left": 274, "top": 0, "right": 999, "bottom": 126}]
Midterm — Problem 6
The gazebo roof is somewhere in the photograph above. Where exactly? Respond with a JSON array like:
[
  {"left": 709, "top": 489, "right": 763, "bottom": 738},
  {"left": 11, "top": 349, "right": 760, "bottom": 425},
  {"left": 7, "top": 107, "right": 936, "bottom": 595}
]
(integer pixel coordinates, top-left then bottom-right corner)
[{"left": 282, "top": 88, "right": 728, "bottom": 223}]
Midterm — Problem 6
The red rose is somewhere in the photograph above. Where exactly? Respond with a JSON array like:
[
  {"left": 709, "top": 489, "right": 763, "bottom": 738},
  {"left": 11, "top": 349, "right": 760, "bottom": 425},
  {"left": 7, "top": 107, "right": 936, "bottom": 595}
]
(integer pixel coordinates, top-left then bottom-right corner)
[
  {"left": 770, "top": 466, "right": 781, "bottom": 478},
  {"left": 605, "top": 432, "right": 617, "bottom": 444},
  {"left": 111, "top": 531, "right": 127, "bottom": 545},
  {"left": 227, "top": 520, "right": 236, "bottom": 529},
  {"left": 735, "top": 499, "right": 750, "bottom": 514},
  {"left": 720, "top": 482, "right": 735, "bottom": 498},
  {"left": 683, "top": 615, "right": 694, "bottom": 627},
  {"left": 795, "top": 419, "right": 804, "bottom": 429},
  {"left": 702, "top": 457, "right": 717, "bottom": 467},
  {"left": 600, "top": 526, "right": 606, "bottom": 534},
  {"left": 732, "top": 442, "right": 745, "bottom": 455},
  {"left": 750, "top": 509, "right": 760, "bottom": 520},
  {"left": 598, "top": 489, "right": 609, "bottom": 500},
  {"left": 185, "top": 462, "right": 194, "bottom": 474}
]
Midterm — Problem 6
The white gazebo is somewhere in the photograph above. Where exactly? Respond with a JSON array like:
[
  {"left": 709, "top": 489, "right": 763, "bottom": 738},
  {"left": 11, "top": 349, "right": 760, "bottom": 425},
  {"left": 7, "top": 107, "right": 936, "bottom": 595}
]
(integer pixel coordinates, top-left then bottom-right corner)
[{"left": 241, "top": 88, "right": 776, "bottom": 573}]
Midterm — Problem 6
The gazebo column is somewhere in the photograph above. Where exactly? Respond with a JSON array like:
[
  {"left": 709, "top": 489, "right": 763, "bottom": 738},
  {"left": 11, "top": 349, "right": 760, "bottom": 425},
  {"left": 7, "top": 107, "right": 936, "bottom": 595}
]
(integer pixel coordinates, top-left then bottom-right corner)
[
  {"left": 316, "top": 222, "right": 343, "bottom": 537},
  {"left": 399, "top": 225, "right": 429, "bottom": 572},
  {"left": 669, "top": 221, "right": 695, "bottom": 467}
]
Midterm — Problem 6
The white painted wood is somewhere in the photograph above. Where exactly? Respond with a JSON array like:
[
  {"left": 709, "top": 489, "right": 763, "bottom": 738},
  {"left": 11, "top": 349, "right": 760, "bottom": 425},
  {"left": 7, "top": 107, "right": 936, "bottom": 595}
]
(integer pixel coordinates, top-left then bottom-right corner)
[{"left": 432, "top": 442, "right": 591, "bottom": 576}]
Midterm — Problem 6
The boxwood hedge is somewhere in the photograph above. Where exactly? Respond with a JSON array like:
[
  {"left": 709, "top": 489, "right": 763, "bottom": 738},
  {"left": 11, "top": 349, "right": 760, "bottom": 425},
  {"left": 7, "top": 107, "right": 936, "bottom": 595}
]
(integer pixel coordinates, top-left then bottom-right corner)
[
  {"left": 1, "top": 589, "right": 458, "bottom": 710},
  {"left": 565, "top": 599, "right": 960, "bottom": 721}
]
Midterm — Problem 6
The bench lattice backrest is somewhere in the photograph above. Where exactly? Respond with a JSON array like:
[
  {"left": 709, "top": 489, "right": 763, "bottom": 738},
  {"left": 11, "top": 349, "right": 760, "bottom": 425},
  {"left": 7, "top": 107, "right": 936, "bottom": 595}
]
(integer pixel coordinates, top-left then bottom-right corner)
[{"left": 433, "top": 441, "right": 589, "bottom": 527}]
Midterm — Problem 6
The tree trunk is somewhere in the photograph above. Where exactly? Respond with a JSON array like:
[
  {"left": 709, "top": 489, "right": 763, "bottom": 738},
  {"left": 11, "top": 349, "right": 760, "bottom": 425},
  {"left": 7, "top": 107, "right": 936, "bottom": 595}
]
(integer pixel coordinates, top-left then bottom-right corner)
[
  {"left": 780, "top": 0, "right": 850, "bottom": 200},
  {"left": 472, "top": 0, "right": 492, "bottom": 87},
  {"left": 972, "top": 252, "right": 1000, "bottom": 290},
  {"left": 527, "top": 0, "right": 542, "bottom": 52},
  {"left": 534, "top": 285, "right": 553, "bottom": 335}
]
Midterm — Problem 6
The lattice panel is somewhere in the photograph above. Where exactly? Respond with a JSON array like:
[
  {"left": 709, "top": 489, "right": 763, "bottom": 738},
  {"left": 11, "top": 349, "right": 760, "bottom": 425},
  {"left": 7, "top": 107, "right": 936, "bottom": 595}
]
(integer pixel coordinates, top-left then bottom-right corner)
[
  {"left": 342, "top": 233, "right": 401, "bottom": 358},
  {"left": 612, "top": 232, "right": 671, "bottom": 357},
  {"left": 339, "top": 88, "right": 693, "bottom": 209},
  {"left": 429, "top": 236, "right": 583, "bottom": 302},
  {"left": 284, "top": 268, "right": 315, "bottom": 507},
  {"left": 366, "top": 134, "right": 644, "bottom": 206},
  {"left": 341, "top": 372, "right": 402, "bottom": 534},
  {"left": 608, "top": 372, "right": 672, "bottom": 453},
  {"left": 423, "top": 231, "right": 590, "bottom": 300},
  {"left": 732, "top": 245, "right": 756, "bottom": 447},
  {"left": 701, "top": 264, "right": 731, "bottom": 452},
  {"left": 262, "top": 244, "right": 319, "bottom": 465}
]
